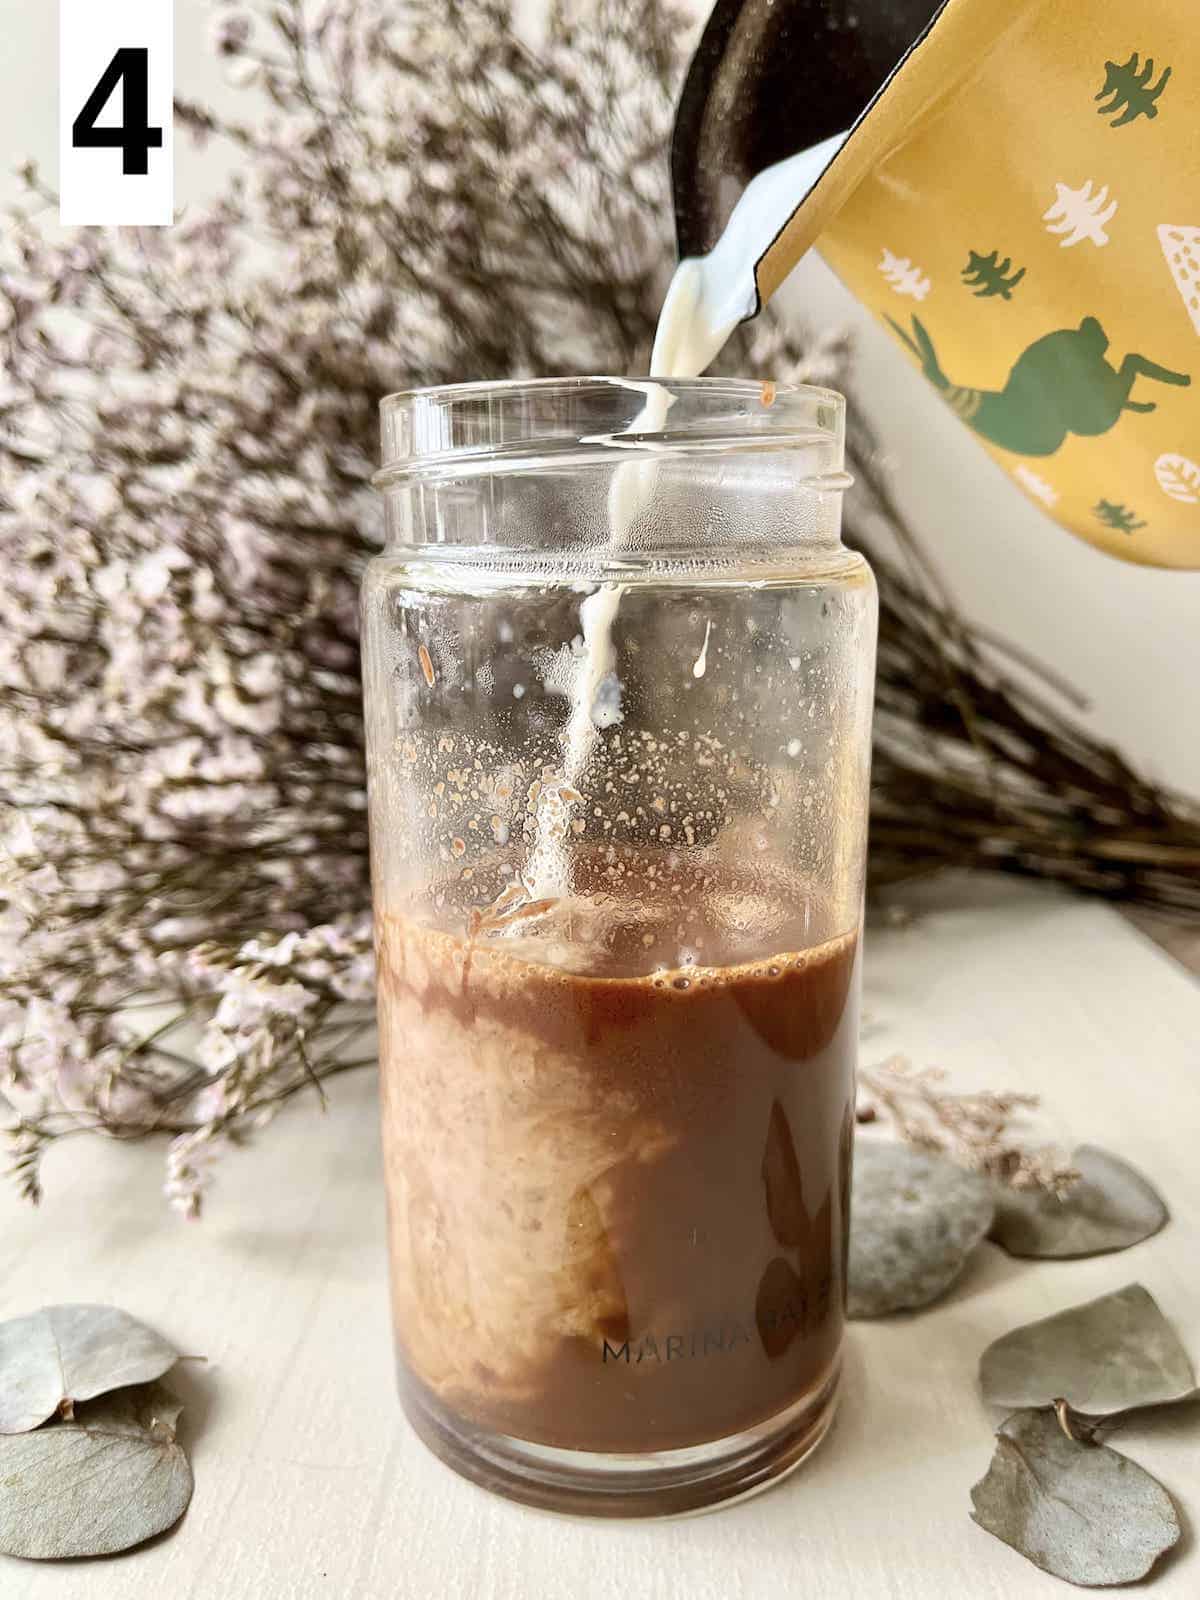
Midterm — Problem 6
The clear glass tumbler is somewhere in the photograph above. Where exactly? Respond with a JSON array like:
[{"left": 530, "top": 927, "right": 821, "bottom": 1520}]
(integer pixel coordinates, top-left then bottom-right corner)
[{"left": 365, "top": 377, "right": 876, "bottom": 1516}]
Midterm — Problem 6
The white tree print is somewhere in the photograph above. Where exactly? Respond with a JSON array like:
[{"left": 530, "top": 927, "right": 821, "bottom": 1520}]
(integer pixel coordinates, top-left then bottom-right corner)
[
  {"left": 1012, "top": 464, "right": 1059, "bottom": 508},
  {"left": 878, "top": 247, "right": 931, "bottom": 301},
  {"left": 1155, "top": 453, "right": 1200, "bottom": 504},
  {"left": 1156, "top": 226, "right": 1200, "bottom": 336},
  {"left": 1043, "top": 180, "right": 1117, "bottom": 248}
]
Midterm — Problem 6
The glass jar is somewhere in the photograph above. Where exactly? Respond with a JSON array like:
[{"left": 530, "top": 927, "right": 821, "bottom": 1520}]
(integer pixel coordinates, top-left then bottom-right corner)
[{"left": 365, "top": 377, "right": 876, "bottom": 1516}]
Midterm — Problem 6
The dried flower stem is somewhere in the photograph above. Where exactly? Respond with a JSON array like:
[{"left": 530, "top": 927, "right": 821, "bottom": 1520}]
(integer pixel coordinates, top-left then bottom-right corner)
[{"left": 858, "top": 1056, "right": 1078, "bottom": 1195}]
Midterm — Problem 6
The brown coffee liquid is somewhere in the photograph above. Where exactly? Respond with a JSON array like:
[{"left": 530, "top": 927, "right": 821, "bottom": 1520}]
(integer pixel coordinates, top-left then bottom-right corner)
[{"left": 377, "top": 878, "right": 857, "bottom": 1455}]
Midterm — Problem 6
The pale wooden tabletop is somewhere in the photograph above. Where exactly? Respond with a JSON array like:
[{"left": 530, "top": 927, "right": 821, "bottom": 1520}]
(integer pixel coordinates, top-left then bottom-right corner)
[{"left": 1, "top": 873, "right": 1197, "bottom": 1600}]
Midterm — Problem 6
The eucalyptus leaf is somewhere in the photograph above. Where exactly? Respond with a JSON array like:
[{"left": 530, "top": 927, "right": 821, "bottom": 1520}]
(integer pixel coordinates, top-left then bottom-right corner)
[
  {"left": 991, "top": 1146, "right": 1168, "bottom": 1260},
  {"left": 980, "top": 1284, "right": 1196, "bottom": 1416},
  {"left": 848, "top": 1141, "right": 995, "bottom": 1317},
  {"left": 0, "top": 1305, "right": 179, "bottom": 1434},
  {"left": 970, "top": 1407, "right": 1180, "bottom": 1587},
  {"left": 0, "top": 1382, "right": 193, "bottom": 1560}
]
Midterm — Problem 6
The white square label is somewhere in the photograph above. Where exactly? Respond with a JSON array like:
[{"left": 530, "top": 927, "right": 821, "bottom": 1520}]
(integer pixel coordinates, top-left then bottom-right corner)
[{"left": 59, "top": 0, "right": 174, "bottom": 226}]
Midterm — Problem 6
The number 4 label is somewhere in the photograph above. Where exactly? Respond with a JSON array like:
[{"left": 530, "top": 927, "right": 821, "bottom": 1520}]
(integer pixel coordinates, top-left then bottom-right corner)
[
  {"left": 73, "top": 49, "right": 164, "bottom": 178},
  {"left": 60, "top": 0, "right": 174, "bottom": 226}
]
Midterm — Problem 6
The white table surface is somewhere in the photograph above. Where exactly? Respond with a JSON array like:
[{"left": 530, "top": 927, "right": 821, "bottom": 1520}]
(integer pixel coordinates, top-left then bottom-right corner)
[{"left": 2, "top": 873, "right": 1198, "bottom": 1600}]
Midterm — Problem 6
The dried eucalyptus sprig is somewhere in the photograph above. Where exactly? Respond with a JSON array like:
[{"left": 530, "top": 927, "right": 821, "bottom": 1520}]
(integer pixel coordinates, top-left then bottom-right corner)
[
  {"left": 1, "top": 0, "right": 1197, "bottom": 1213},
  {"left": 0, "top": 1304, "right": 194, "bottom": 1560},
  {"left": 990, "top": 1144, "right": 1168, "bottom": 1258},
  {"left": 979, "top": 1285, "right": 1197, "bottom": 1416},
  {"left": 0, "top": 1304, "right": 180, "bottom": 1434},
  {"left": 970, "top": 1407, "right": 1181, "bottom": 1587},
  {"left": 971, "top": 1287, "right": 1196, "bottom": 1587},
  {"left": 0, "top": 1383, "right": 193, "bottom": 1561}
]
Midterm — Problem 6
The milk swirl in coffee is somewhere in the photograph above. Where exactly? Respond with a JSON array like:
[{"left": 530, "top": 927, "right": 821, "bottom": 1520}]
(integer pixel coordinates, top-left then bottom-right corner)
[{"left": 378, "top": 851, "right": 857, "bottom": 1453}]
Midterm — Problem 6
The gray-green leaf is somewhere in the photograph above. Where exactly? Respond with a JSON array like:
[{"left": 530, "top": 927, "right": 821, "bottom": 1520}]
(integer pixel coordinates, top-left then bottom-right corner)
[
  {"left": 848, "top": 1141, "right": 995, "bottom": 1317},
  {"left": 980, "top": 1284, "right": 1196, "bottom": 1415},
  {"left": 990, "top": 1146, "right": 1168, "bottom": 1259},
  {"left": 0, "top": 1382, "right": 193, "bottom": 1560},
  {"left": 0, "top": 1304, "right": 179, "bottom": 1434},
  {"left": 970, "top": 1407, "right": 1180, "bottom": 1586}
]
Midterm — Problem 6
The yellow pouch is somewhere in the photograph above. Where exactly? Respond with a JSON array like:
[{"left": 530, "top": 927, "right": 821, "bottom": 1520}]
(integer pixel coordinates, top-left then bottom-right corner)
[{"left": 692, "top": 0, "right": 1200, "bottom": 568}]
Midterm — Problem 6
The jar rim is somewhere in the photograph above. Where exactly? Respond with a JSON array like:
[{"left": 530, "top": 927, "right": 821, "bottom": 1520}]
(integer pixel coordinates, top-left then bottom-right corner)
[
  {"left": 376, "top": 375, "right": 846, "bottom": 487},
  {"left": 378, "top": 373, "right": 845, "bottom": 409}
]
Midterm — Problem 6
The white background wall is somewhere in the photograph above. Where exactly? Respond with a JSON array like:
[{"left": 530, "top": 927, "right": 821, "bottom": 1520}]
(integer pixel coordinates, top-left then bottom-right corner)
[{"left": 3, "top": 0, "right": 1197, "bottom": 795}]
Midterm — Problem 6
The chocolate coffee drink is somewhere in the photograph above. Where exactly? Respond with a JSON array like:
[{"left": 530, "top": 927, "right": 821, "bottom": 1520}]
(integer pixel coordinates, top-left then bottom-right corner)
[{"left": 377, "top": 860, "right": 858, "bottom": 1456}]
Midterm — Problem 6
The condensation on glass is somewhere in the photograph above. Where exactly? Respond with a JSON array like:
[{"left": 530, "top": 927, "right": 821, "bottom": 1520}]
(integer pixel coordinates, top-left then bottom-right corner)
[{"left": 365, "top": 378, "right": 876, "bottom": 1516}]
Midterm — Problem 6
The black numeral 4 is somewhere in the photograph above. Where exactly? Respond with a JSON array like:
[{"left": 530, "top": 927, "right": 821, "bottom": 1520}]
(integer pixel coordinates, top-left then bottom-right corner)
[{"left": 71, "top": 48, "right": 164, "bottom": 177}]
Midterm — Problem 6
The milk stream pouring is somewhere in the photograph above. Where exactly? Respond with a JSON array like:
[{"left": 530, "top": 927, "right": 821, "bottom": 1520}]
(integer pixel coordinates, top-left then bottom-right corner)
[
  {"left": 530, "top": 86, "right": 850, "bottom": 894},
  {"left": 667, "top": 0, "right": 1200, "bottom": 569}
]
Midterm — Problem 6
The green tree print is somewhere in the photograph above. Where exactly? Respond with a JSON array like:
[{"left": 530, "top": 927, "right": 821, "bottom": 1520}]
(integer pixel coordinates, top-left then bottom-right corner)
[
  {"left": 1095, "top": 53, "right": 1171, "bottom": 127},
  {"left": 962, "top": 249, "right": 1026, "bottom": 299},
  {"left": 1094, "top": 500, "right": 1147, "bottom": 533}
]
